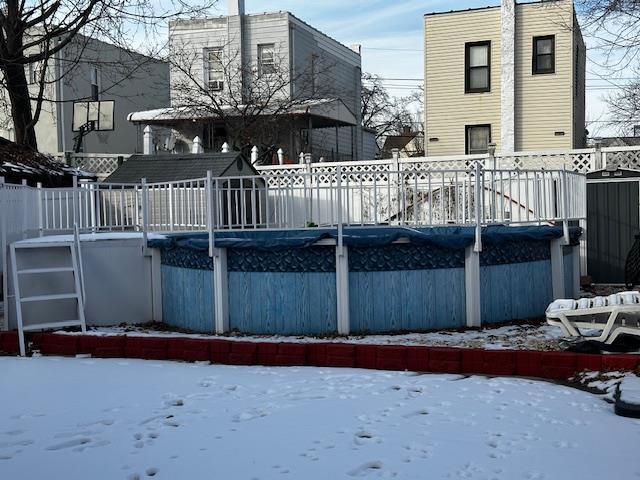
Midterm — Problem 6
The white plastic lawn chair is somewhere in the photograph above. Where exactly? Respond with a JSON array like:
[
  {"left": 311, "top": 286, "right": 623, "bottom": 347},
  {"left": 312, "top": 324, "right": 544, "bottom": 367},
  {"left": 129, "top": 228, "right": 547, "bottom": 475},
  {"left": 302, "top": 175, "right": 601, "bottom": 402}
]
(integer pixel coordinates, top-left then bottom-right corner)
[{"left": 546, "top": 291, "right": 640, "bottom": 344}]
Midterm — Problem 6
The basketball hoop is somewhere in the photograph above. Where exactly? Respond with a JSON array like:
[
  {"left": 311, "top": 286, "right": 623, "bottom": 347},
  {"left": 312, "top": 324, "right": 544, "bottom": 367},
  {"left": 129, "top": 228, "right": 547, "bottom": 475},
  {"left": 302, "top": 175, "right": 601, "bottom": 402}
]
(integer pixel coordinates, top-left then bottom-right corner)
[
  {"left": 72, "top": 100, "right": 115, "bottom": 152},
  {"left": 72, "top": 100, "right": 115, "bottom": 132}
]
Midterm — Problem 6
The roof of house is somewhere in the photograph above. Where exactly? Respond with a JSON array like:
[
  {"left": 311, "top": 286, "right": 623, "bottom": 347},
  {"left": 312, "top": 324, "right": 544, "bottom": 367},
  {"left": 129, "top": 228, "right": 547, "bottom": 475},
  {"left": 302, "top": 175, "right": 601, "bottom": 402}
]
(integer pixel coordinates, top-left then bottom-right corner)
[
  {"left": 383, "top": 134, "right": 418, "bottom": 152},
  {"left": 595, "top": 137, "right": 640, "bottom": 148},
  {"left": 0, "top": 137, "right": 91, "bottom": 186},
  {"left": 104, "top": 152, "right": 257, "bottom": 184},
  {"left": 128, "top": 98, "right": 357, "bottom": 128},
  {"left": 423, "top": 0, "right": 565, "bottom": 17}
]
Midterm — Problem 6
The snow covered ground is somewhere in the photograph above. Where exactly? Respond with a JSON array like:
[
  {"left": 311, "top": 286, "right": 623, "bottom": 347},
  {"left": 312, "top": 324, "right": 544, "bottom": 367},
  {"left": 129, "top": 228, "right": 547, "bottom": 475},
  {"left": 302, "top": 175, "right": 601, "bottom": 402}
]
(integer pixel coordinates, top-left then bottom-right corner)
[
  {"left": 72, "top": 322, "right": 567, "bottom": 351},
  {"left": 2, "top": 357, "right": 640, "bottom": 480}
]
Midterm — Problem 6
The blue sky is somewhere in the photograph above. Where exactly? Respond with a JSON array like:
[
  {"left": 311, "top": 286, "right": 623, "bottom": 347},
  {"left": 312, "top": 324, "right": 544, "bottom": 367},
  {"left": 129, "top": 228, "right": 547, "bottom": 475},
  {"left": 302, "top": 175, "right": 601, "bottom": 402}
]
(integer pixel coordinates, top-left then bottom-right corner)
[{"left": 210, "top": 1, "right": 628, "bottom": 136}]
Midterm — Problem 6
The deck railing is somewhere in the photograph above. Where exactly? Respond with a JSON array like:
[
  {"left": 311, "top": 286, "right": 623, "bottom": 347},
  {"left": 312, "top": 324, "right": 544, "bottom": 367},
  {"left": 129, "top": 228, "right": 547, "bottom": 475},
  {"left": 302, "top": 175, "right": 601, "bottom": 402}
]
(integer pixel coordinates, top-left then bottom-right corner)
[
  {"left": 256, "top": 145, "right": 640, "bottom": 175},
  {"left": 0, "top": 165, "right": 586, "bottom": 255}
]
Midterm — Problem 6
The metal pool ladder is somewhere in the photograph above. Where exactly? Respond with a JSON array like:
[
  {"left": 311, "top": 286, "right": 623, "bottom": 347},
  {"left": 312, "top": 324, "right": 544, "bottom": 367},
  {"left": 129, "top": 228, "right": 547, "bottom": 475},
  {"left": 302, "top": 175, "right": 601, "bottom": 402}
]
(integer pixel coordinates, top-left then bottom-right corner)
[{"left": 10, "top": 230, "right": 86, "bottom": 356}]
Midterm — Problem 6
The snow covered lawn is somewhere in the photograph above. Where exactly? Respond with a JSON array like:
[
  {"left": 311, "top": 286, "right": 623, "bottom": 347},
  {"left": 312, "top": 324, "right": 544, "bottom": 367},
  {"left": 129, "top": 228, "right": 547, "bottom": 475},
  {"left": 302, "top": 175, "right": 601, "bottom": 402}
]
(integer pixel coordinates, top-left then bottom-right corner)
[{"left": 1, "top": 357, "right": 639, "bottom": 480}]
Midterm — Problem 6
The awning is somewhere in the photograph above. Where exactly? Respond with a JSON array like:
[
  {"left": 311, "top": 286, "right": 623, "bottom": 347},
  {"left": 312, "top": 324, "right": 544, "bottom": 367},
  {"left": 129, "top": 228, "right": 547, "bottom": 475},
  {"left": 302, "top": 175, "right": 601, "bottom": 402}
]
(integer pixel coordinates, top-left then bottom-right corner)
[{"left": 127, "top": 98, "right": 357, "bottom": 128}]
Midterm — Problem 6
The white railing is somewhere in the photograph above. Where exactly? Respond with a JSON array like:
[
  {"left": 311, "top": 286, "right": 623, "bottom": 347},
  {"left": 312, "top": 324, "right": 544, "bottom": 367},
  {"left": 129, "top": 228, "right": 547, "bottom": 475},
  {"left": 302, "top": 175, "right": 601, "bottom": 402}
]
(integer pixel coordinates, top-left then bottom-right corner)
[
  {"left": 0, "top": 180, "right": 41, "bottom": 329},
  {"left": 255, "top": 145, "right": 640, "bottom": 175},
  {"left": 1, "top": 165, "right": 586, "bottom": 248},
  {"left": 52, "top": 153, "right": 132, "bottom": 178}
]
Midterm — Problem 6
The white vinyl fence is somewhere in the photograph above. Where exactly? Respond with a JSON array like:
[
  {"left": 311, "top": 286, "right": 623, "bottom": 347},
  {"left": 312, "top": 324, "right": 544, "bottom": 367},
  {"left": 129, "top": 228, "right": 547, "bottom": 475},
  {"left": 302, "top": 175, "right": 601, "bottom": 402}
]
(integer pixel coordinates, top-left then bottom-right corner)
[
  {"left": 2, "top": 166, "right": 586, "bottom": 239},
  {"left": 0, "top": 180, "right": 41, "bottom": 329}
]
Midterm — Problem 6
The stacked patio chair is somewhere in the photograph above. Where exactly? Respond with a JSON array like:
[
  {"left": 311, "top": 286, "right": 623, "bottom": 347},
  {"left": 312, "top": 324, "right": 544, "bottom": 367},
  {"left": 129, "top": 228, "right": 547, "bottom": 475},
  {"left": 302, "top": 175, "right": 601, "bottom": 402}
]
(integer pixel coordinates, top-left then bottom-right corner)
[{"left": 546, "top": 291, "right": 640, "bottom": 344}]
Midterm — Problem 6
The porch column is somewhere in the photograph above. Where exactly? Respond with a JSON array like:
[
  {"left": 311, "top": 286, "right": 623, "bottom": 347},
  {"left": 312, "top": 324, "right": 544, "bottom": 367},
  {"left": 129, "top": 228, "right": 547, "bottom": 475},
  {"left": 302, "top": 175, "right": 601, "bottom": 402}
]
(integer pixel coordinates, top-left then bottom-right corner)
[
  {"left": 335, "top": 122, "right": 340, "bottom": 162},
  {"left": 308, "top": 116, "right": 313, "bottom": 159},
  {"left": 143, "top": 125, "right": 154, "bottom": 155}
]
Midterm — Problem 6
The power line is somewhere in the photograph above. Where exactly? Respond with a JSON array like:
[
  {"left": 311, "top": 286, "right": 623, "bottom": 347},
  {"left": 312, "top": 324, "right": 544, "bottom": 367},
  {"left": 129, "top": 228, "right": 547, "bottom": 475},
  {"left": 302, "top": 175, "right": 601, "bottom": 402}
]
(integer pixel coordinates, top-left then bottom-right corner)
[{"left": 362, "top": 47, "right": 423, "bottom": 52}]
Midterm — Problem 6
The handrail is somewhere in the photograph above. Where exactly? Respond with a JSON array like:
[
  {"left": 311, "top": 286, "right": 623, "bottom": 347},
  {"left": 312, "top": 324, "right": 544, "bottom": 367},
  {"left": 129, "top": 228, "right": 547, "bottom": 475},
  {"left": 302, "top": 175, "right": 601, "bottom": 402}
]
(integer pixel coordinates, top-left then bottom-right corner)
[{"left": 1, "top": 166, "right": 588, "bottom": 255}]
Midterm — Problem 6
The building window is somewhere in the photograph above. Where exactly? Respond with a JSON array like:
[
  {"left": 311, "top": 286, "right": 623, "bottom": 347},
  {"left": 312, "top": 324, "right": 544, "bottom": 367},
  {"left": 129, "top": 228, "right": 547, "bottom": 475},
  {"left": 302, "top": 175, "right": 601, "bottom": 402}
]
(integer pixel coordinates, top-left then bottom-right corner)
[
  {"left": 465, "top": 41, "right": 490, "bottom": 93},
  {"left": 258, "top": 43, "right": 276, "bottom": 75},
  {"left": 466, "top": 125, "right": 491, "bottom": 154},
  {"left": 533, "top": 35, "right": 555, "bottom": 74},
  {"left": 205, "top": 48, "right": 224, "bottom": 91},
  {"left": 27, "top": 63, "right": 41, "bottom": 85},
  {"left": 90, "top": 66, "right": 100, "bottom": 101}
]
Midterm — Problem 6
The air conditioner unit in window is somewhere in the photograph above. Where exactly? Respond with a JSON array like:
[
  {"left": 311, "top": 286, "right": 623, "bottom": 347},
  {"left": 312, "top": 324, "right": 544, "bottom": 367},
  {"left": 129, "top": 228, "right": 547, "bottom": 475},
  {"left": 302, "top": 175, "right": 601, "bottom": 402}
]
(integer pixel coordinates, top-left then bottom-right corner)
[{"left": 209, "top": 80, "right": 224, "bottom": 91}]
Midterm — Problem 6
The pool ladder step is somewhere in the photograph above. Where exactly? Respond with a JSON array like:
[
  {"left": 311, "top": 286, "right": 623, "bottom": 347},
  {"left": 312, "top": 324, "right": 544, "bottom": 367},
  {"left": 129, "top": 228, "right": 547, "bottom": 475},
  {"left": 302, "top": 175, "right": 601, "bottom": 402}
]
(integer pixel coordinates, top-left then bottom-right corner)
[{"left": 10, "top": 235, "right": 86, "bottom": 356}]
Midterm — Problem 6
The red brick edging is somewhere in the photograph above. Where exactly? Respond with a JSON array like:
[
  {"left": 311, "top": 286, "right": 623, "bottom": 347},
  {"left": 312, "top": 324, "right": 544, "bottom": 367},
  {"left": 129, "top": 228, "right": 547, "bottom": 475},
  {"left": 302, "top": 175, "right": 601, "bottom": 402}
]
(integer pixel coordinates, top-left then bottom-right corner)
[{"left": 1, "top": 331, "right": 638, "bottom": 379}]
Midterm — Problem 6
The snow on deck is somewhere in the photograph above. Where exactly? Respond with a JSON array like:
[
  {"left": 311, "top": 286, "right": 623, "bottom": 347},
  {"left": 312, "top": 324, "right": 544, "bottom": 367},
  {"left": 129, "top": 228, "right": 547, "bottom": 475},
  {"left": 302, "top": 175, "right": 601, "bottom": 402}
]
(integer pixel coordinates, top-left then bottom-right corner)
[
  {"left": 2, "top": 357, "right": 639, "bottom": 480},
  {"left": 15, "top": 232, "right": 167, "bottom": 244}
]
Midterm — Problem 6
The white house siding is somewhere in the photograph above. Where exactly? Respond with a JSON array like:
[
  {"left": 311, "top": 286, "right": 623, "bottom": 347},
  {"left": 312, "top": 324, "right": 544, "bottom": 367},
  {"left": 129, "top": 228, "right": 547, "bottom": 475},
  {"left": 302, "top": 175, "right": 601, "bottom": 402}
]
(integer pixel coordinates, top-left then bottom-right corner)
[
  {"left": 169, "top": 13, "right": 291, "bottom": 107},
  {"left": 0, "top": 53, "right": 59, "bottom": 153},
  {"left": 289, "top": 14, "right": 362, "bottom": 159}
]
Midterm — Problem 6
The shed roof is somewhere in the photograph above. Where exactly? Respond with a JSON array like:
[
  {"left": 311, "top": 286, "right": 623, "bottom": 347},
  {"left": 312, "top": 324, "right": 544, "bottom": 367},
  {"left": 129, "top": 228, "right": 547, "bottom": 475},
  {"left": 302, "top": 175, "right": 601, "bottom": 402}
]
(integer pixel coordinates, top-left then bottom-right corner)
[{"left": 104, "top": 153, "right": 257, "bottom": 184}]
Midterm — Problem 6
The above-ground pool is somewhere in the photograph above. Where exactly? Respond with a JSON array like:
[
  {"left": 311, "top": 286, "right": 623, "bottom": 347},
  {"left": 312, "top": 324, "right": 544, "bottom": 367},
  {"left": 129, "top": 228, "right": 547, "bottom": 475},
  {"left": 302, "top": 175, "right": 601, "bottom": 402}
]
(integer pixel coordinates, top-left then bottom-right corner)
[{"left": 148, "top": 226, "right": 581, "bottom": 336}]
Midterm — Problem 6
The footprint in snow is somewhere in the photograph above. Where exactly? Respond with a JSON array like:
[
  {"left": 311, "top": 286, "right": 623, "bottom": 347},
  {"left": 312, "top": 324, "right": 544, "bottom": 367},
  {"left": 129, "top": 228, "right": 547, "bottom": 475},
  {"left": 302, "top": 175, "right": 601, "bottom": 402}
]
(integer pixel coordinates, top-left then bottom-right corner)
[
  {"left": 46, "top": 437, "right": 92, "bottom": 451},
  {"left": 354, "top": 431, "right": 377, "bottom": 446},
  {"left": 347, "top": 461, "right": 383, "bottom": 477}
]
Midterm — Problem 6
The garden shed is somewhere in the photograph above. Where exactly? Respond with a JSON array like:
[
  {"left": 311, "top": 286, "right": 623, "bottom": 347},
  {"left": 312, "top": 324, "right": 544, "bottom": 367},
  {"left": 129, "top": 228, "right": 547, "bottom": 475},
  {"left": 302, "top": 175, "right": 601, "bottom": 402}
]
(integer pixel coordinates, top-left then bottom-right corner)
[{"left": 587, "top": 168, "right": 640, "bottom": 283}]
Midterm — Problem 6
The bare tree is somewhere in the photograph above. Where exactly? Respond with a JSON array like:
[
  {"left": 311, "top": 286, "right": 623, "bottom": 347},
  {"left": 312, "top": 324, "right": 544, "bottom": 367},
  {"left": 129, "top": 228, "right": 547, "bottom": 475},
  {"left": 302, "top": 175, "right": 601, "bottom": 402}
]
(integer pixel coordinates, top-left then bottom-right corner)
[
  {"left": 0, "top": 0, "right": 215, "bottom": 151},
  {"left": 168, "top": 35, "right": 341, "bottom": 162},
  {"left": 577, "top": 0, "right": 640, "bottom": 132},
  {"left": 361, "top": 72, "right": 424, "bottom": 152}
]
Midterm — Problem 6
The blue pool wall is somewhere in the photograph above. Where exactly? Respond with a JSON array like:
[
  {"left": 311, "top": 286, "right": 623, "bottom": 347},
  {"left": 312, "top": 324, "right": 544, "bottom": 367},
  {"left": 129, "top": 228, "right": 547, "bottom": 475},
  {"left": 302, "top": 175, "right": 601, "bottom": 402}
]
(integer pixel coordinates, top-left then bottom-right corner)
[{"left": 154, "top": 226, "right": 582, "bottom": 335}]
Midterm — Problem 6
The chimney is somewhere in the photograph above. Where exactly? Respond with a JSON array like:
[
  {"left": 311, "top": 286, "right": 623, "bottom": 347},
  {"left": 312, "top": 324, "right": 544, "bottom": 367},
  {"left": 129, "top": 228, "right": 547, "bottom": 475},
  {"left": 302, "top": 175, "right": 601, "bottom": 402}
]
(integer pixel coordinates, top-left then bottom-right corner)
[
  {"left": 228, "top": 0, "right": 244, "bottom": 16},
  {"left": 350, "top": 44, "right": 362, "bottom": 55},
  {"left": 402, "top": 125, "right": 412, "bottom": 135}
]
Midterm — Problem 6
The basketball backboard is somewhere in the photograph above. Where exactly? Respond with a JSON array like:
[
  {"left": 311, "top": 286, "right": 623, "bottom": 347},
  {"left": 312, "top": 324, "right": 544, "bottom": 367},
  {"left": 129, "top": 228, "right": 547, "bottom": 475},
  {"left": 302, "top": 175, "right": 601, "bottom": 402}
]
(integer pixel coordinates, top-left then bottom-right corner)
[{"left": 72, "top": 100, "right": 115, "bottom": 132}]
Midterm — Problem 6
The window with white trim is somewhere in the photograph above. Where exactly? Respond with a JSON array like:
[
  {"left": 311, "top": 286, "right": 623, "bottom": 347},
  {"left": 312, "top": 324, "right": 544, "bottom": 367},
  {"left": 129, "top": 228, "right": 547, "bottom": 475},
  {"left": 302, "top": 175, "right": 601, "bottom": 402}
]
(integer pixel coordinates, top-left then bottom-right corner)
[
  {"left": 258, "top": 43, "right": 276, "bottom": 75},
  {"left": 205, "top": 47, "right": 224, "bottom": 91}
]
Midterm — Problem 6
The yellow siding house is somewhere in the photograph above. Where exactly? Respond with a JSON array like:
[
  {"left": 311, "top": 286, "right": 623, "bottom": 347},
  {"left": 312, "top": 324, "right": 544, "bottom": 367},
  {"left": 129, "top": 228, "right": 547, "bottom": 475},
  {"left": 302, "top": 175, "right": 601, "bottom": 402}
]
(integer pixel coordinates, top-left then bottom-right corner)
[{"left": 424, "top": 0, "right": 586, "bottom": 155}]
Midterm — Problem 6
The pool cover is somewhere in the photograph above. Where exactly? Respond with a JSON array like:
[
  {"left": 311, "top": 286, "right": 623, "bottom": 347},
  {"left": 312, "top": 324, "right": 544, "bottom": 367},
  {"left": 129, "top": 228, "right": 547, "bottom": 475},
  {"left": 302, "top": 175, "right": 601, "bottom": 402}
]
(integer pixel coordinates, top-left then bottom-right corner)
[{"left": 147, "top": 225, "right": 582, "bottom": 252}]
